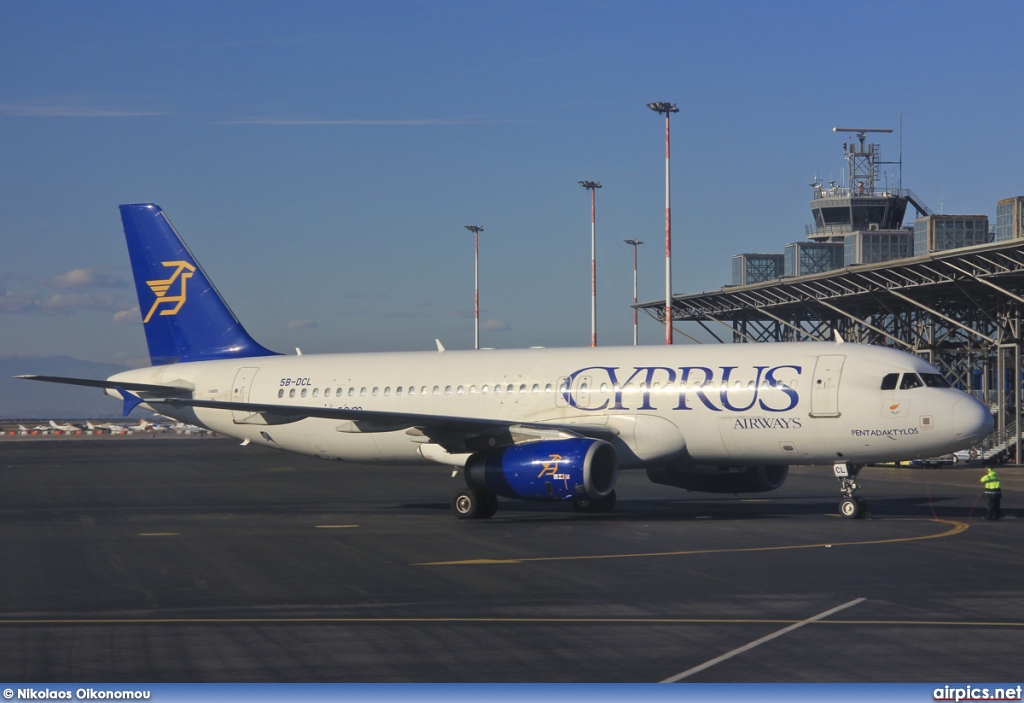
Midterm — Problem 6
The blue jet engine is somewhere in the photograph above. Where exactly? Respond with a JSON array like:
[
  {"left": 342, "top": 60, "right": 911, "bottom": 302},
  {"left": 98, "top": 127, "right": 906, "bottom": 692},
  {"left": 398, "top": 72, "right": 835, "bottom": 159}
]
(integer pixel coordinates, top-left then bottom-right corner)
[{"left": 465, "top": 438, "right": 618, "bottom": 502}]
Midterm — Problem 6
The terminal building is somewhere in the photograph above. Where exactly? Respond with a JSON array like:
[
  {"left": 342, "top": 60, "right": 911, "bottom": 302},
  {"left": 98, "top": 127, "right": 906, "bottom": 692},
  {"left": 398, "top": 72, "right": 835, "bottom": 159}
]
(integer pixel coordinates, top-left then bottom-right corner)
[
  {"left": 995, "top": 196, "right": 1024, "bottom": 241},
  {"left": 731, "top": 253, "right": 784, "bottom": 286},
  {"left": 635, "top": 126, "right": 1024, "bottom": 463}
]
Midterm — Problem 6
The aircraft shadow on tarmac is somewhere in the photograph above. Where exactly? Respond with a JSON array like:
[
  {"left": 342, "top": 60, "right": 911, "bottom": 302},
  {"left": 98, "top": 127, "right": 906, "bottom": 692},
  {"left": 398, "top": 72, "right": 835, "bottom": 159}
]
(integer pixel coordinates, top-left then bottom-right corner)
[{"left": 399, "top": 493, "right": 1011, "bottom": 523}]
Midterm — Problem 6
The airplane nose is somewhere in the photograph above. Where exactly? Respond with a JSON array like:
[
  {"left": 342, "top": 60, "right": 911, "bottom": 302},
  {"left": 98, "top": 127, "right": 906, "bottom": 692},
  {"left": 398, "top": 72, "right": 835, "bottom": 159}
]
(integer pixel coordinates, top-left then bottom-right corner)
[{"left": 953, "top": 396, "right": 993, "bottom": 442}]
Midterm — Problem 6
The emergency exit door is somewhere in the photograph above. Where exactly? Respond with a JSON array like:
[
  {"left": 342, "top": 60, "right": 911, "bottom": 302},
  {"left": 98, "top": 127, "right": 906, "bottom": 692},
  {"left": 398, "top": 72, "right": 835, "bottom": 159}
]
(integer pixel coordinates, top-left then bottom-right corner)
[{"left": 231, "top": 367, "right": 260, "bottom": 423}]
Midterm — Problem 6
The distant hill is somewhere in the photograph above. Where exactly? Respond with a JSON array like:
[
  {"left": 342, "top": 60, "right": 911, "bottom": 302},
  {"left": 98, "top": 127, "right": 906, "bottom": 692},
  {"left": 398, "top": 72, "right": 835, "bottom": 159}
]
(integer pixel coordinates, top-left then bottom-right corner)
[{"left": 0, "top": 356, "right": 130, "bottom": 419}]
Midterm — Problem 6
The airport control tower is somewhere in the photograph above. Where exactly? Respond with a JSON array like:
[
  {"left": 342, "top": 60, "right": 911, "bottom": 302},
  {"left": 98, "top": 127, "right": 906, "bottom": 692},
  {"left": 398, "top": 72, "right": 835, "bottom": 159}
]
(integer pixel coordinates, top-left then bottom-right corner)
[{"left": 802, "top": 127, "right": 932, "bottom": 268}]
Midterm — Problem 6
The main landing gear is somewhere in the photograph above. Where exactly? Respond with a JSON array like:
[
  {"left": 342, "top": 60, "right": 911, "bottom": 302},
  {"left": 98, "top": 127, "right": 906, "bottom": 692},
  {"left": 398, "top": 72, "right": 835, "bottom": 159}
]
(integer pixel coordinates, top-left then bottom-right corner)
[
  {"left": 451, "top": 488, "right": 499, "bottom": 519},
  {"left": 449, "top": 488, "right": 618, "bottom": 519},
  {"left": 834, "top": 462, "right": 870, "bottom": 519},
  {"left": 571, "top": 491, "right": 617, "bottom": 514}
]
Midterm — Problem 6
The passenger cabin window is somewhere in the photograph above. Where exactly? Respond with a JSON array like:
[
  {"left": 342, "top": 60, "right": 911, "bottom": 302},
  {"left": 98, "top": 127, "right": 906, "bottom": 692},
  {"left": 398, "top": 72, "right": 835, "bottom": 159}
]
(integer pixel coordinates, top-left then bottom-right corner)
[
  {"left": 278, "top": 389, "right": 284, "bottom": 398},
  {"left": 900, "top": 373, "right": 924, "bottom": 390},
  {"left": 881, "top": 373, "right": 899, "bottom": 390},
  {"left": 324, "top": 388, "right": 331, "bottom": 398}
]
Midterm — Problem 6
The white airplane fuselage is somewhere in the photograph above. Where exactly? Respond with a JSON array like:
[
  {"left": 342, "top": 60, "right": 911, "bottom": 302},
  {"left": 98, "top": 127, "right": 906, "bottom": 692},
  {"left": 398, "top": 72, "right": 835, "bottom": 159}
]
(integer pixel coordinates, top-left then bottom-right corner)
[
  {"left": 108, "top": 341, "right": 990, "bottom": 469},
  {"left": 22, "top": 203, "right": 998, "bottom": 519}
]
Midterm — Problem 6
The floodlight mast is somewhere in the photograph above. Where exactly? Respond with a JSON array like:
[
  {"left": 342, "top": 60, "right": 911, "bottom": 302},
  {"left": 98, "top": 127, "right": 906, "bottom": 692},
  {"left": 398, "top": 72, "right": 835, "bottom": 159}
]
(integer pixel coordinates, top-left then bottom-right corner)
[
  {"left": 648, "top": 101, "right": 679, "bottom": 344},
  {"left": 624, "top": 239, "right": 644, "bottom": 345},
  {"left": 578, "top": 180, "right": 602, "bottom": 346},
  {"left": 464, "top": 225, "right": 484, "bottom": 350}
]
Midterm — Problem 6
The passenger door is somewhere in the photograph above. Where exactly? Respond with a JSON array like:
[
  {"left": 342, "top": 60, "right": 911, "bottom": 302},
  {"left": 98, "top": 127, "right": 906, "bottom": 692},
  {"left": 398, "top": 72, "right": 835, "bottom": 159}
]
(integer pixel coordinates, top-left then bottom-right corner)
[{"left": 809, "top": 354, "right": 845, "bottom": 417}]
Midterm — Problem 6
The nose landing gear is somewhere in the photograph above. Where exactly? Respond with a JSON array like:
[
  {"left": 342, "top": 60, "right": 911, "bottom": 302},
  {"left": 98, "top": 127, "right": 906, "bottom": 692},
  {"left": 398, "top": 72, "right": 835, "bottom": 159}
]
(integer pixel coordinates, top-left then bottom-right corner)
[{"left": 834, "top": 462, "right": 870, "bottom": 519}]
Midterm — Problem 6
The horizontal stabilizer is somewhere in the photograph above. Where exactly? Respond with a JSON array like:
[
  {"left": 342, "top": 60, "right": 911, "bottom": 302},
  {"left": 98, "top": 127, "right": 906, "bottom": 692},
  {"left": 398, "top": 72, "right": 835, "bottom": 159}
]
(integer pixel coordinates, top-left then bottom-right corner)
[{"left": 115, "top": 386, "right": 147, "bottom": 416}]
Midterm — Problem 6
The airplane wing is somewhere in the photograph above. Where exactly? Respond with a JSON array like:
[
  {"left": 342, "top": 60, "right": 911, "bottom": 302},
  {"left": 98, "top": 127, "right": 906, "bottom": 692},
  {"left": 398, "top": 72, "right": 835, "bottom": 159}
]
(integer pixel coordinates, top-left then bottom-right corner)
[
  {"left": 16, "top": 374, "right": 619, "bottom": 452},
  {"left": 16, "top": 375, "right": 193, "bottom": 395},
  {"left": 152, "top": 395, "right": 620, "bottom": 453}
]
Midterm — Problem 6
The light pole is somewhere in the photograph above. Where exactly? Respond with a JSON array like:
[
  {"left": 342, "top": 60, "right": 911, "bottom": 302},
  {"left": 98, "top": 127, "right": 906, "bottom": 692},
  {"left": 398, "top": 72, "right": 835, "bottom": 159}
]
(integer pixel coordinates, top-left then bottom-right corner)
[
  {"left": 578, "top": 180, "right": 602, "bottom": 347},
  {"left": 624, "top": 239, "right": 644, "bottom": 345},
  {"left": 647, "top": 101, "right": 679, "bottom": 344},
  {"left": 464, "top": 225, "right": 484, "bottom": 350}
]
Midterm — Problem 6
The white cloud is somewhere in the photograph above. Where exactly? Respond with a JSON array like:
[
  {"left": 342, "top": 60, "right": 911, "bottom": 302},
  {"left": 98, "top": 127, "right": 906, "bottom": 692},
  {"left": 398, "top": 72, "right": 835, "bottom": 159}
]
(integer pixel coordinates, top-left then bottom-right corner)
[
  {"left": 0, "top": 288, "right": 38, "bottom": 314},
  {"left": 214, "top": 115, "right": 532, "bottom": 126},
  {"left": 40, "top": 293, "right": 123, "bottom": 315},
  {"left": 113, "top": 307, "right": 142, "bottom": 325},
  {"left": 482, "top": 318, "right": 511, "bottom": 332},
  {"left": 0, "top": 100, "right": 169, "bottom": 118},
  {"left": 46, "top": 268, "right": 128, "bottom": 289}
]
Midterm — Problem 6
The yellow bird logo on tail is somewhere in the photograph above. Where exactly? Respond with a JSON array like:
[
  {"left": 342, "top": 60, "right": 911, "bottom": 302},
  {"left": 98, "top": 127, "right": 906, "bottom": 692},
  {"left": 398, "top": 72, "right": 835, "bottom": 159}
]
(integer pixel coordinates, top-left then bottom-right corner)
[{"left": 143, "top": 260, "right": 196, "bottom": 323}]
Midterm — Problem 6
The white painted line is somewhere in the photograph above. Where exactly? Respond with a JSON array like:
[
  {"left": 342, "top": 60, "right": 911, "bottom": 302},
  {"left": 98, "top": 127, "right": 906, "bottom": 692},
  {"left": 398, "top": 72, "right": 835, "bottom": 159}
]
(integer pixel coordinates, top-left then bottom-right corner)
[{"left": 659, "top": 597, "right": 866, "bottom": 683}]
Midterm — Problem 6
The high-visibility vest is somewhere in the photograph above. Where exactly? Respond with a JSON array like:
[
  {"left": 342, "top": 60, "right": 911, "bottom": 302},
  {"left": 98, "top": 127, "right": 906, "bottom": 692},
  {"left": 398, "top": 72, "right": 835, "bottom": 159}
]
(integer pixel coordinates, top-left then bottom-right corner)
[{"left": 981, "top": 469, "right": 1001, "bottom": 491}]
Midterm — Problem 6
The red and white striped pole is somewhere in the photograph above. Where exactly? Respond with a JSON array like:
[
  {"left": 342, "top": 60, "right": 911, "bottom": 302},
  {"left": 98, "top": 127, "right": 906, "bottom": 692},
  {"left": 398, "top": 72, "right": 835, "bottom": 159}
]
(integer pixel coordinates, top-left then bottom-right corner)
[
  {"left": 464, "top": 225, "right": 484, "bottom": 350},
  {"left": 579, "top": 180, "right": 602, "bottom": 347},
  {"left": 647, "top": 102, "right": 679, "bottom": 344}
]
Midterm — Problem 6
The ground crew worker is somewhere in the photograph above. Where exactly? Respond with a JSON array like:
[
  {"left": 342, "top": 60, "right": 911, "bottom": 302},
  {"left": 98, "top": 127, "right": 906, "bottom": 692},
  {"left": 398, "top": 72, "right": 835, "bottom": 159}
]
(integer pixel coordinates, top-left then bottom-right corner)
[{"left": 980, "top": 467, "right": 1002, "bottom": 520}]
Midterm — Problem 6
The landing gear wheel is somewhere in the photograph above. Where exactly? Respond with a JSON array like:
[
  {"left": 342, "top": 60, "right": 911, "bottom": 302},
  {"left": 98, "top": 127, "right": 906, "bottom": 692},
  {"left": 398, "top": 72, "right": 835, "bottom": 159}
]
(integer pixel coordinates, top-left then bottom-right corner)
[
  {"left": 452, "top": 488, "right": 496, "bottom": 519},
  {"left": 839, "top": 497, "right": 861, "bottom": 519},
  {"left": 478, "top": 492, "right": 499, "bottom": 519},
  {"left": 572, "top": 490, "right": 616, "bottom": 514},
  {"left": 856, "top": 497, "right": 870, "bottom": 518}
]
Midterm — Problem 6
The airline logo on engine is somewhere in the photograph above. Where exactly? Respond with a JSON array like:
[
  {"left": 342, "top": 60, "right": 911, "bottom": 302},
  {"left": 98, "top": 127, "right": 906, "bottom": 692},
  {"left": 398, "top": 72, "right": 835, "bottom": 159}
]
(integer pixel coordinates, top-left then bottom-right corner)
[
  {"left": 537, "top": 454, "right": 570, "bottom": 480},
  {"left": 143, "top": 260, "right": 196, "bottom": 323},
  {"left": 562, "top": 364, "right": 802, "bottom": 413}
]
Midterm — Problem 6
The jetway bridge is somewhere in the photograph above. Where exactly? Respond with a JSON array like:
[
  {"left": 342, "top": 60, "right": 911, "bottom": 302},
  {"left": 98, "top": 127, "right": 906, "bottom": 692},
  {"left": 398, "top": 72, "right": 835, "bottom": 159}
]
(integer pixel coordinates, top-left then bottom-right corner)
[{"left": 636, "top": 238, "right": 1024, "bottom": 464}]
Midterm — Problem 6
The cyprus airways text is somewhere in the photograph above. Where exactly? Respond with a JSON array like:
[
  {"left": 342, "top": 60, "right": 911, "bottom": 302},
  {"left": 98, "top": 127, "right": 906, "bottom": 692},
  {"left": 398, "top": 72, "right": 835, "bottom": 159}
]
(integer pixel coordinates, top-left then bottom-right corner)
[{"left": 563, "top": 364, "right": 801, "bottom": 412}]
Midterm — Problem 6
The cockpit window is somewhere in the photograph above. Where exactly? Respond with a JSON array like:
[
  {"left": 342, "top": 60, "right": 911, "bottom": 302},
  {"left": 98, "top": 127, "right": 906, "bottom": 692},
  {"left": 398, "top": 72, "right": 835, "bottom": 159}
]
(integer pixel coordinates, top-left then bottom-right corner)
[
  {"left": 899, "top": 373, "right": 924, "bottom": 390},
  {"left": 921, "top": 373, "right": 951, "bottom": 388},
  {"left": 881, "top": 373, "right": 899, "bottom": 390}
]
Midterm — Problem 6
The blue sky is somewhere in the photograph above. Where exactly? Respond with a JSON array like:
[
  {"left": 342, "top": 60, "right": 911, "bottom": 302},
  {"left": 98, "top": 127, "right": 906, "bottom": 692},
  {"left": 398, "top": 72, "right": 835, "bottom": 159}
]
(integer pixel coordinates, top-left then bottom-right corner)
[{"left": 2, "top": 0, "right": 1023, "bottom": 367}]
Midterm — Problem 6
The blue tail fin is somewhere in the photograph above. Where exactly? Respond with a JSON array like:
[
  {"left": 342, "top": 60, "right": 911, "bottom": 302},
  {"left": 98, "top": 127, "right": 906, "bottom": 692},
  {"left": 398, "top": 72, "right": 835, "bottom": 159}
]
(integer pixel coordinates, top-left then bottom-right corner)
[{"left": 120, "top": 203, "right": 280, "bottom": 365}]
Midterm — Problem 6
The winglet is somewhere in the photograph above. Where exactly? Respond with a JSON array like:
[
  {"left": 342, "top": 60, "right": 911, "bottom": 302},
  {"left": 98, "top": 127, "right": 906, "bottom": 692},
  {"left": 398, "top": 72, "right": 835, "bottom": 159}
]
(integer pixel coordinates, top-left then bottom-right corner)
[
  {"left": 435, "top": 339, "right": 446, "bottom": 353},
  {"left": 115, "top": 386, "right": 146, "bottom": 416},
  {"left": 833, "top": 329, "right": 845, "bottom": 344}
]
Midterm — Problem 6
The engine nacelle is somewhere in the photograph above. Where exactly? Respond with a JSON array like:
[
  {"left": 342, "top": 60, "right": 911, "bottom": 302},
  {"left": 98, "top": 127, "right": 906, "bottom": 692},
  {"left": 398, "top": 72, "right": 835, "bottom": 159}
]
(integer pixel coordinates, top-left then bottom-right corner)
[
  {"left": 466, "top": 438, "right": 618, "bottom": 502},
  {"left": 646, "top": 464, "right": 788, "bottom": 494}
]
